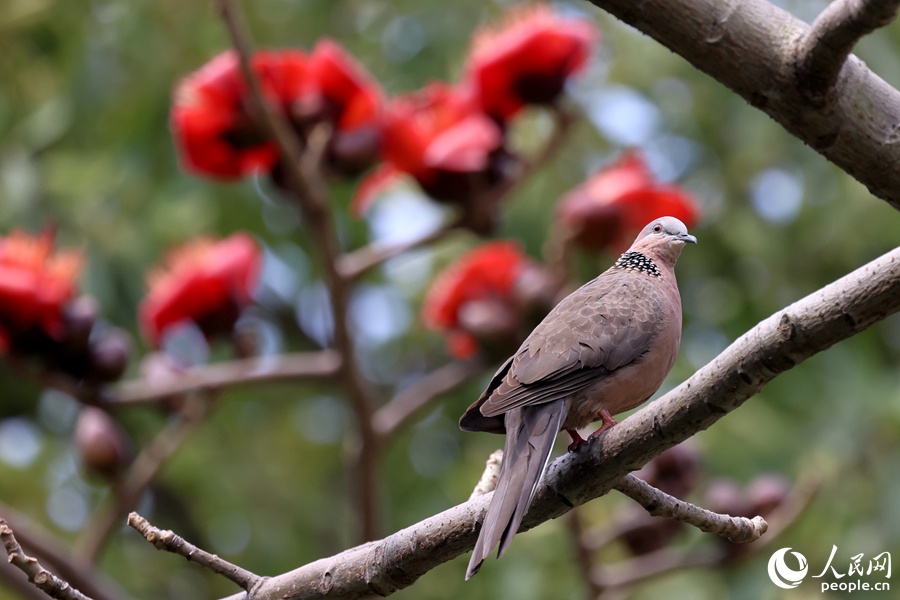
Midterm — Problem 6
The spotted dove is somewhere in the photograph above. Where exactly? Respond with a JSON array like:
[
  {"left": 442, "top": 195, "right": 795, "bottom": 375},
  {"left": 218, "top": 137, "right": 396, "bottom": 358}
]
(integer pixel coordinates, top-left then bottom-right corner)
[{"left": 461, "top": 216, "right": 697, "bottom": 579}]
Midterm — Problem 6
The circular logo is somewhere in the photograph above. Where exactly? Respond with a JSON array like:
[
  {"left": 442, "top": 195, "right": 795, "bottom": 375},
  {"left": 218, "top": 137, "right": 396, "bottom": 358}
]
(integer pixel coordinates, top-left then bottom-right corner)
[{"left": 767, "top": 547, "right": 809, "bottom": 589}]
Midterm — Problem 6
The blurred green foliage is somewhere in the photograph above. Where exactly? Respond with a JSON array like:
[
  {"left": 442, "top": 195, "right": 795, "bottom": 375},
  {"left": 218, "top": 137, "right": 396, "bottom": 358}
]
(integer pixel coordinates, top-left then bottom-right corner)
[{"left": 1, "top": 1, "right": 899, "bottom": 599}]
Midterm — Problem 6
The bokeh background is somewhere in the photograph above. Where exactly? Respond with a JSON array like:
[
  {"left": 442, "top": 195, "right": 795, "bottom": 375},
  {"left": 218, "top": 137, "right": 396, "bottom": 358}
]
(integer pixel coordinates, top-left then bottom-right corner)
[{"left": 1, "top": 0, "right": 900, "bottom": 598}]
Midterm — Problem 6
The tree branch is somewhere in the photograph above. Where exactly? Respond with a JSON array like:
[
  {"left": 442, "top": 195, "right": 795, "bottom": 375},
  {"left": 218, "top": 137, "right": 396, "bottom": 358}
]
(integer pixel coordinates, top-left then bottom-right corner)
[
  {"left": 0, "top": 519, "right": 93, "bottom": 600},
  {"left": 107, "top": 350, "right": 341, "bottom": 405},
  {"left": 613, "top": 474, "right": 767, "bottom": 543},
  {"left": 795, "top": 0, "right": 900, "bottom": 95},
  {"left": 217, "top": 0, "right": 382, "bottom": 541},
  {"left": 372, "top": 359, "right": 487, "bottom": 438},
  {"left": 587, "top": 0, "right": 900, "bottom": 211},
  {"left": 127, "top": 512, "right": 261, "bottom": 591},
  {"left": 336, "top": 220, "right": 462, "bottom": 281},
  {"left": 0, "top": 504, "right": 134, "bottom": 600},
  {"left": 217, "top": 246, "right": 900, "bottom": 599}
]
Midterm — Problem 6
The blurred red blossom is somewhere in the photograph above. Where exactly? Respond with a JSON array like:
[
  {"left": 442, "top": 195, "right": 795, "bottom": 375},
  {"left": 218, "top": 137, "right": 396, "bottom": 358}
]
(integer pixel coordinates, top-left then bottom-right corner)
[
  {"left": 422, "top": 241, "right": 530, "bottom": 358},
  {"left": 139, "top": 233, "right": 262, "bottom": 347},
  {"left": 306, "top": 39, "right": 383, "bottom": 174},
  {"left": 172, "top": 41, "right": 382, "bottom": 180},
  {"left": 0, "top": 230, "right": 83, "bottom": 353},
  {"left": 466, "top": 5, "right": 597, "bottom": 121},
  {"left": 172, "top": 50, "right": 305, "bottom": 179},
  {"left": 557, "top": 151, "right": 699, "bottom": 253},
  {"left": 353, "top": 83, "right": 508, "bottom": 215}
]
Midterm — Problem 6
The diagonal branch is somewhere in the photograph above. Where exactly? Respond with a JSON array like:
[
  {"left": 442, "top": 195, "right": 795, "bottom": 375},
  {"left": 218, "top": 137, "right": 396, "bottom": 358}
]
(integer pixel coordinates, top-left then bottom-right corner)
[
  {"left": 613, "top": 474, "right": 767, "bottom": 543},
  {"left": 0, "top": 519, "right": 93, "bottom": 600},
  {"left": 795, "top": 0, "right": 900, "bottom": 95},
  {"left": 217, "top": 246, "right": 900, "bottom": 599},
  {"left": 0, "top": 504, "right": 134, "bottom": 600},
  {"left": 336, "top": 220, "right": 463, "bottom": 281},
  {"left": 372, "top": 359, "right": 488, "bottom": 438},
  {"left": 586, "top": 0, "right": 900, "bottom": 211},
  {"left": 127, "top": 512, "right": 261, "bottom": 591}
]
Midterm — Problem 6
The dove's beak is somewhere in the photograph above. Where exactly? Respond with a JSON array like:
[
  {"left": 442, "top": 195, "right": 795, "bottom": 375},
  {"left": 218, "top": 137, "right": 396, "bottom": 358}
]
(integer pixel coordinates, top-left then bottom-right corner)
[{"left": 679, "top": 233, "right": 698, "bottom": 244}]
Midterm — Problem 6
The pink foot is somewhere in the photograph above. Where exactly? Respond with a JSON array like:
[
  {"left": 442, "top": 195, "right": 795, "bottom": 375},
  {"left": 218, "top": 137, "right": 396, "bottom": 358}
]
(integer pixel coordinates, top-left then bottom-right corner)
[
  {"left": 566, "top": 429, "right": 587, "bottom": 452},
  {"left": 587, "top": 409, "right": 618, "bottom": 441}
]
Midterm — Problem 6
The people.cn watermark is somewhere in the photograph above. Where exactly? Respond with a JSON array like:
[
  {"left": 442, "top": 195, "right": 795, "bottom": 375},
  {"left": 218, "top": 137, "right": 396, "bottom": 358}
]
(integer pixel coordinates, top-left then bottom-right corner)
[{"left": 767, "top": 546, "right": 891, "bottom": 594}]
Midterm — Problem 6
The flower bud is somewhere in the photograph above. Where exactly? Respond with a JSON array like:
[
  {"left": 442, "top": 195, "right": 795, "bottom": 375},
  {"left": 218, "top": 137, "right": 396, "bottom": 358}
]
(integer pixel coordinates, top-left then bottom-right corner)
[{"left": 74, "top": 407, "right": 132, "bottom": 480}]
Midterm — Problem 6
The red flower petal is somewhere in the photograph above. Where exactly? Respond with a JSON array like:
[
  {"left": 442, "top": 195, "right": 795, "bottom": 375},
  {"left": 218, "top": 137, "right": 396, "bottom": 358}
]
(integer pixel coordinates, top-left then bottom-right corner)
[
  {"left": 382, "top": 83, "right": 503, "bottom": 193},
  {"left": 466, "top": 6, "right": 597, "bottom": 120},
  {"left": 171, "top": 50, "right": 308, "bottom": 180},
  {"left": 422, "top": 241, "right": 526, "bottom": 331},
  {"left": 139, "top": 233, "right": 262, "bottom": 347},
  {"left": 309, "top": 39, "right": 383, "bottom": 131},
  {"left": 557, "top": 151, "right": 699, "bottom": 252},
  {"left": 0, "top": 230, "right": 82, "bottom": 348}
]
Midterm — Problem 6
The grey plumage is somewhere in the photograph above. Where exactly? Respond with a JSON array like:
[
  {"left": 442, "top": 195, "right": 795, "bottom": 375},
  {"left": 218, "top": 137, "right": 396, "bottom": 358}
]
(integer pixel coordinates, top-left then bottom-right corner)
[{"left": 462, "top": 216, "right": 696, "bottom": 579}]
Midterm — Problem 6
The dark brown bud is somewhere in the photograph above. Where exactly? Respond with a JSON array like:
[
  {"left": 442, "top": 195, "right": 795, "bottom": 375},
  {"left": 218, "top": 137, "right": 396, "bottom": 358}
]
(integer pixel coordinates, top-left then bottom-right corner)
[
  {"left": 74, "top": 407, "right": 132, "bottom": 480},
  {"left": 62, "top": 296, "right": 99, "bottom": 350},
  {"left": 89, "top": 329, "right": 131, "bottom": 382}
]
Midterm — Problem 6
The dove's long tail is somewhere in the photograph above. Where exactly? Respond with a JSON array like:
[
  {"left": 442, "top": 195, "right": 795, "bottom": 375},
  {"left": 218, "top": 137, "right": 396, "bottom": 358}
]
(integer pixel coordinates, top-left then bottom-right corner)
[{"left": 466, "top": 400, "right": 567, "bottom": 580}]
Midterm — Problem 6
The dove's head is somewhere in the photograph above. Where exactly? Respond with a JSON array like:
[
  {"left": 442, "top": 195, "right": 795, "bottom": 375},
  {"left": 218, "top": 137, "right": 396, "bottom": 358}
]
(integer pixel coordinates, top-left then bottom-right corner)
[{"left": 630, "top": 216, "right": 697, "bottom": 266}]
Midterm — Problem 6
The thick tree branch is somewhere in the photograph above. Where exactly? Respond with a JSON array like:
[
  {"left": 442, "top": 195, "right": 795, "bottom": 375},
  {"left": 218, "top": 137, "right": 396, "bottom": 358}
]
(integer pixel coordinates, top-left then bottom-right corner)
[
  {"left": 218, "top": 247, "right": 900, "bottom": 599},
  {"left": 107, "top": 350, "right": 341, "bottom": 405},
  {"left": 796, "top": 0, "right": 900, "bottom": 95},
  {"left": 587, "top": 0, "right": 900, "bottom": 211}
]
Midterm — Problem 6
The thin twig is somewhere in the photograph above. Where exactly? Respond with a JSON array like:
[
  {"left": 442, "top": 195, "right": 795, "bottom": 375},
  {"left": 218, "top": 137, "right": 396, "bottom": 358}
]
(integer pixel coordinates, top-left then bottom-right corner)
[
  {"left": 127, "top": 512, "right": 261, "bottom": 590},
  {"left": 614, "top": 474, "right": 768, "bottom": 543},
  {"left": 217, "top": 0, "right": 381, "bottom": 542},
  {"left": 107, "top": 350, "right": 341, "bottom": 405},
  {"left": 336, "top": 220, "right": 462, "bottom": 281},
  {"left": 76, "top": 392, "right": 216, "bottom": 563},
  {"left": 468, "top": 450, "right": 503, "bottom": 501},
  {"left": 0, "top": 519, "right": 93, "bottom": 600},
  {"left": 372, "top": 359, "right": 487, "bottom": 438},
  {"left": 0, "top": 504, "right": 134, "bottom": 600},
  {"left": 794, "top": 0, "right": 900, "bottom": 95}
]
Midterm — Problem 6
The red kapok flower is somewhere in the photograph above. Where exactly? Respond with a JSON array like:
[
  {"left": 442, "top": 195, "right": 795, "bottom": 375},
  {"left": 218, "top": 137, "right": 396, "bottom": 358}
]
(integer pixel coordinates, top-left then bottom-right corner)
[
  {"left": 299, "top": 39, "right": 384, "bottom": 174},
  {"left": 353, "top": 83, "right": 505, "bottom": 214},
  {"left": 172, "top": 50, "right": 309, "bottom": 180},
  {"left": 139, "top": 233, "right": 261, "bottom": 347},
  {"left": 422, "top": 241, "right": 527, "bottom": 358},
  {"left": 0, "top": 230, "right": 83, "bottom": 352},
  {"left": 466, "top": 5, "right": 597, "bottom": 121},
  {"left": 557, "top": 151, "right": 699, "bottom": 252}
]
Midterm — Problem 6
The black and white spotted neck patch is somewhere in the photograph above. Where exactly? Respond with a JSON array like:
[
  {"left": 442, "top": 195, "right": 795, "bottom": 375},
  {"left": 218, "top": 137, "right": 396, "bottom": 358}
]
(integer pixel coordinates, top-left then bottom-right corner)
[{"left": 613, "top": 251, "right": 661, "bottom": 277}]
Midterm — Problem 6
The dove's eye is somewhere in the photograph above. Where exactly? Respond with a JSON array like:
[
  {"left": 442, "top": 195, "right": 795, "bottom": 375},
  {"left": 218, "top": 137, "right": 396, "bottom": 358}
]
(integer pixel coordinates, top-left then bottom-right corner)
[{"left": 652, "top": 224, "right": 663, "bottom": 233}]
